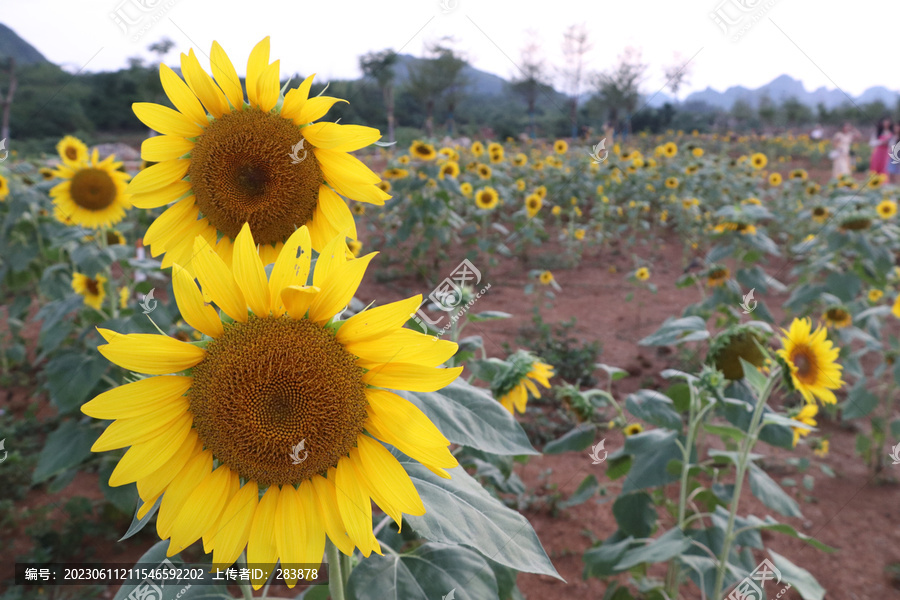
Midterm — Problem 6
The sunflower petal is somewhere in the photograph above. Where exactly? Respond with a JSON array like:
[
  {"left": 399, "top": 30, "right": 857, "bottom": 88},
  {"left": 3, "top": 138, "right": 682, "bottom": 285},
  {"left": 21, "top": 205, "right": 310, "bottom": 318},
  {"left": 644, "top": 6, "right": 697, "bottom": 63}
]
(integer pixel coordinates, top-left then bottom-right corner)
[
  {"left": 130, "top": 180, "right": 193, "bottom": 209},
  {"left": 210, "top": 480, "right": 258, "bottom": 568},
  {"left": 210, "top": 41, "right": 244, "bottom": 110},
  {"left": 334, "top": 457, "right": 374, "bottom": 557},
  {"left": 181, "top": 49, "right": 229, "bottom": 119},
  {"left": 281, "top": 285, "right": 320, "bottom": 320},
  {"left": 157, "top": 449, "right": 213, "bottom": 540},
  {"left": 315, "top": 148, "right": 381, "bottom": 184},
  {"left": 275, "top": 484, "right": 305, "bottom": 587},
  {"left": 159, "top": 64, "right": 207, "bottom": 126},
  {"left": 269, "top": 226, "right": 312, "bottom": 315},
  {"left": 308, "top": 253, "right": 375, "bottom": 324},
  {"left": 354, "top": 438, "right": 425, "bottom": 528},
  {"left": 233, "top": 223, "right": 271, "bottom": 317},
  {"left": 245, "top": 37, "right": 270, "bottom": 109},
  {"left": 137, "top": 431, "right": 201, "bottom": 503},
  {"left": 302, "top": 123, "right": 380, "bottom": 152},
  {"left": 337, "top": 295, "right": 423, "bottom": 344},
  {"left": 92, "top": 406, "right": 191, "bottom": 452},
  {"left": 168, "top": 465, "right": 233, "bottom": 556},
  {"left": 349, "top": 329, "right": 457, "bottom": 368},
  {"left": 189, "top": 237, "right": 248, "bottom": 323},
  {"left": 108, "top": 415, "right": 193, "bottom": 486},
  {"left": 363, "top": 363, "right": 463, "bottom": 393},
  {"left": 133, "top": 102, "right": 204, "bottom": 138},
  {"left": 247, "top": 485, "right": 279, "bottom": 589},
  {"left": 310, "top": 474, "right": 355, "bottom": 556},
  {"left": 256, "top": 60, "right": 281, "bottom": 113},
  {"left": 127, "top": 159, "right": 190, "bottom": 195},
  {"left": 82, "top": 376, "right": 192, "bottom": 419},
  {"left": 281, "top": 74, "right": 314, "bottom": 123},
  {"left": 311, "top": 234, "right": 349, "bottom": 288},
  {"left": 365, "top": 388, "right": 451, "bottom": 448},
  {"left": 172, "top": 263, "right": 225, "bottom": 338},
  {"left": 97, "top": 329, "right": 205, "bottom": 374},
  {"left": 297, "top": 96, "right": 348, "bottom": 124},
  {"left": 317, "top": 186, "right": 357, "bottom": 239},
  {"left": 143, "top": 197, "right": 199, "bottom": 251},
  {"left": 141, "top": 135, "right": 195, "bottom": 162},
  {"left": 296, "top": 480, "right": 326, "bottom": 575}
]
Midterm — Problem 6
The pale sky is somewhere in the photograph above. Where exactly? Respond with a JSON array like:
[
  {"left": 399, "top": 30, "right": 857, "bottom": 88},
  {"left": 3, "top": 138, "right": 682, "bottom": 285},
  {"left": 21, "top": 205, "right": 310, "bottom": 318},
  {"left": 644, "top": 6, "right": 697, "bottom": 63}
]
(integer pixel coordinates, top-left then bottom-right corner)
[{"left": 2, "top": 0, "right": 896, "bottom": 99}]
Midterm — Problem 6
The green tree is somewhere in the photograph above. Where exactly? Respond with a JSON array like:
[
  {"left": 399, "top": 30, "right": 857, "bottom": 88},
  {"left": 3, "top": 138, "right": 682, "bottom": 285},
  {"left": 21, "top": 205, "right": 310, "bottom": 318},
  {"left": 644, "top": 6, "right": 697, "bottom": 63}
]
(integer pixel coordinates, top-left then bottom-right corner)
[
  {"left": 359, "top": 48, "right": 398, "bottom": 142},
  {"left": 595, "top": 47, "right": 646, "bottom": 135},
  {"left": 509, "top": 35, "right": 552, "bottom": 139},
  {"left": 406, "top": 41, "right": 466, "bottom": 137}
]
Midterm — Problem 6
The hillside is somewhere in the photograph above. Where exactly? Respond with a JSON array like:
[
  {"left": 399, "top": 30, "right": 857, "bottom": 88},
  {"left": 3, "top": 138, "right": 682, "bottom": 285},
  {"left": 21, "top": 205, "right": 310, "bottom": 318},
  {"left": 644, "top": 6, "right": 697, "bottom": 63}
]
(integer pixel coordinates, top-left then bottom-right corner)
[{"left": 0, "top": 23, "right": 49, "bottom": 65}]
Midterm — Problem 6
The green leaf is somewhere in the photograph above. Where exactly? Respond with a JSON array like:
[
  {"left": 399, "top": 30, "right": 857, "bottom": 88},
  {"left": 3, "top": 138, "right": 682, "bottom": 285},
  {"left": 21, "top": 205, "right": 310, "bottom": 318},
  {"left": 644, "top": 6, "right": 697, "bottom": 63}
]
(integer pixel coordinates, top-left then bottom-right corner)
[
  {"left": 825, "top": 271, "right": 860, "bottom": 303},
  {"left": 32, "top": 419, "right": 99, "bottom": 484},
  {"left": 543, "top": 424, "right": 596, "bottom": 454},
  {"left": 612, "top": 492, "right": 656, "bottom": 537},
  {"left": 618, "top": 430, "right": 682, "bottom": 493},
  {"left": 625, "top": 390, "right": 682, "bottom": 430},
  {"left": 347, "top": 542, "right": 499, "bottom": 600},
  {"left": 638, "top": 316, "right": 709, "bottom": 346},
  {"left": 597, "top": 363, "right": 629, "bottom": 381},
  {"left": 769, "top": 549, "right": 826, "bottom": 600},
  {"left": 605, "top": 455, "right": 632, "bottom": 480},
  {"left": 559, "top": 475, "right": 599, "bottom": 509},
  {"left": 891, "top": 419, "right": 900, "bottom": 439},
  {"left": 702, "top": 423, "right": 747, "bottom": 442},
  {"left": 583, "top": 537, "right": 632, "bottom": 578},
  {"left": 841, "top": 382, "right": 879, "bottom": 421},
  {"left": 399, "top": 456, "right": 561, "bottom": 579},
  {"left": 738, "top": 358, "right": 768, "bottom": 396},
  {"left": 120, "top": 496, "right": 162, "bottom": 542},
  {"left": 747, "top": 463, "right": 802, "bottom": 518},
  {"left": 44, "top": 351, "right": 109, "bottom": 414},
  {"left": 400, "top": 379, "right": 537, "bottom": 456},
  {"left": 616, "top": 528, "right": 691, "bottom": 570},
  {"left": 112, "top": 540, "right": 230, "bottom": 600},
  {"left": 468, "top": 311, "right": 512, "bottom": 323}
]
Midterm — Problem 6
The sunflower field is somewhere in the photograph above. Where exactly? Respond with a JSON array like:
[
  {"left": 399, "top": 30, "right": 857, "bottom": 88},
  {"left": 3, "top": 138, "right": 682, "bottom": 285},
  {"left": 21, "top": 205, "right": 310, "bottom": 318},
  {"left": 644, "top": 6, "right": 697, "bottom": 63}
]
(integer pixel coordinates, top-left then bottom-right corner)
[{"left": 2, "top": 36, "right": 900, "bottom": 600}]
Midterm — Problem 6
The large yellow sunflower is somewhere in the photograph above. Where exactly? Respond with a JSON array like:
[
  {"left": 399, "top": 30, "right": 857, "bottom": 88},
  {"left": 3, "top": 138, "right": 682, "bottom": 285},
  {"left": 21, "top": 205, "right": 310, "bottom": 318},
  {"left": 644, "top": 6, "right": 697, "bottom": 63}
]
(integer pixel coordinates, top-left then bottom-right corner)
[
  {"left": 127, "top": 37, "right": 389, "bottom": 268},
  {"left": 475, "top": 187, "right": 499, "bottom": 210},
  {"left": 776, "top": 318, "right": 844, "bottom": 405},
  {"left": 82, "top": 225, "right": 461, "bottom": 588},
  {"left": 50, "top": 149, "right": 131, "bottom": 228}
]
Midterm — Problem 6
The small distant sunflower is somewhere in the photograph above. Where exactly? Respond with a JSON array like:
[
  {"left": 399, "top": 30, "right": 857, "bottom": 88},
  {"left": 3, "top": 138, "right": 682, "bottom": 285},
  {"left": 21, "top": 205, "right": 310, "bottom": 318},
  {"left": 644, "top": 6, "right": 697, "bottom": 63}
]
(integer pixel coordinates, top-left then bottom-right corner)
[
  {"left": 470, "top": 141, "right": 485, "bottom": 156},
  {"left": 494, "top": 352, "right": 554, "bottom": 414},
  {"left": 813, "top": 439, "right": 829, "bottom": 457},
  {"left": 692, "top": 147, "right": 704, "bottom": 158},
  {"left": 663, "top": 142, "right": 677, "bottom": 157},
  {"left": 347, "top": 239, "right": 362, "bottom": 257},
  {"left": 867, "top": 173, "right": 887, "bottom": 189},
  {"left": 868, "top": 289, "right": 883, "bottom": 303},
  {"left": 72, "top": 272, "right": 107, "bottom": 310},
  {"left": 624, "top": 423, "right": 644, "bottom": 436},
  {"left": 839, "top": 213, "right": 872, "bottom": 231},
  {"left": 118, "top": 286, "right": 130, "bottom": 310},
  {"left": 742, "top": 197, "right": 761, "bottom": 206},
  {"left": 0, "top": 174, "right": 9, "bottom": 200},
  {"left": 811, "top": 206, "right": 830, "bottom": 223},
  {"left": 551, "top": 205, "right": 561, "bottom": 216},
  {"left": 82, "top": 226, "right": 461, "bottom": 586},
  {"left": 821, "top": 306, "right": 852, "bottom": 329},
  {"left": 553, "top": 140, "right": 568, "bottom": 154},
  {"left": 425, "top": 179, "right": 437, "bottom": 189},
  {"left": 512, "top": 153, "right": 527, "bottom": 166},
  {"left": 573, "top": 228, "right": 586, "bottom": 241},
  {"left": 56, "top": 135, "right": 89, "bottom": 166},
  {"left": 397, "top": 155, "right": 410, "bottom": 165},
  {"left": 477, "top": 164, "right": 492, "bottom": 180},
  {"left": 383, "top": 168, "right": 409, "bottom": 180},
  {"left": 789, "top": 169, "right": 808, "bottom": 181},
  {"left": 750, "top": 153, "right": 768, "bottom": 170},
  {"left": 489, "top": 151, "right": 504, "bottom": 164},
  {"left": 877, "top": 199, "right": 897, "bottom": 219},
  {"left": 706, "top": 266, "right": 729, "bottom": 287},
  {"left": 410, "top": 141, "right": 437, "bottom": 161},
  {"left": 50, "top": 149, "right": 131, "bottom": 229},
  {"left": 127, "top": 37, "right": 389, "bottom": 267},
  {"left": 806, "top": 182, "right": 821, "bottom": 196},
  {"left": 768, "top": 172, "right": 783, "bottom": 186},
  {"left": 525, "top": 194, "right": 543, "bottom": 218},
  {"left": 376, "top": 180, "right": 391, "bottom": 194},
  {"left": 635, "top": 267, "right": 650, "bottom": 281},
  {"left": 39, "top": 167, "right": 55, "bottom": 181},
  {"left": 685, "top": 164, "right": 700, "bottom": 175},
  {"left": 665, "top": 177, "right": 679, "bottom": 189},
  {"left": 789, "top": 403, "right": 818, "bottom": 446},
  {"left": 351, "top": 203, "right": 366, "bottom": 216},
  {"left": 516, "top": 179, "right": 526, "bottom": 191},
  {"left": 439, "top": 161, "right": 460, "bottom": 180},
  {"left": 777, "top": 317, "right": 844, "bottom": 405},
  {"left": 460, "top": 182, "right": 473, "bottom": 197},
  {"left": 475, "top": 187, "right": 499, "bottom": 210},
  {"left": 538, "top": 270, "right": 554, "bottom": 285}
]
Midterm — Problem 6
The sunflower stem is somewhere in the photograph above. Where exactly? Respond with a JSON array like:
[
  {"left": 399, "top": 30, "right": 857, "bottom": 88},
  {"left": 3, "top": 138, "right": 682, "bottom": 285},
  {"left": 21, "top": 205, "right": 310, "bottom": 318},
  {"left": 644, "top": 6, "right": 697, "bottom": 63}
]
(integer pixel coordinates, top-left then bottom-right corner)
[{"left": 325, "top": 539, "right": 346, "bottom": 600}]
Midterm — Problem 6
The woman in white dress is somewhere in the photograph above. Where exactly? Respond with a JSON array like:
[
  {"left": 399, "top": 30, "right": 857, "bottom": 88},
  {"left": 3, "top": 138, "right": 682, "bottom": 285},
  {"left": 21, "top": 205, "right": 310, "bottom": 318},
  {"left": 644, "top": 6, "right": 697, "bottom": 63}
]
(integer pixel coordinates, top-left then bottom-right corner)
[{"left": 831, "top": 123, "right": 860, "bottom": 180}]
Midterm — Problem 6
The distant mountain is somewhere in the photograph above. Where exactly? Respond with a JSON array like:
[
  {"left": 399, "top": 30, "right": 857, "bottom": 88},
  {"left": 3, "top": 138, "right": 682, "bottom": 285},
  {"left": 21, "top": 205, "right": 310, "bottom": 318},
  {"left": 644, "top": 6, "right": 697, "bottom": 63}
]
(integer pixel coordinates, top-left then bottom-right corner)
[
  {"left": 0, "top": 23, "right": 50, "bottom": 65},
  {"left": 391, "top": 53, "right": 508, "bottom": 97},
  {"left": 684, "top": 75, "right": 900, "bottom": 110}
]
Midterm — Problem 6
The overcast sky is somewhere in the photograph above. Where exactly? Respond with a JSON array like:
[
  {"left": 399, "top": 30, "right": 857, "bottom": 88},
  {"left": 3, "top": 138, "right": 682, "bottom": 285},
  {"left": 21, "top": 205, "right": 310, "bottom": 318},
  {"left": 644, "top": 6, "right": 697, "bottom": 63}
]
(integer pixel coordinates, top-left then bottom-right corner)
[{"left": 2, "top": 0, "right": 897, "bottom": 99}]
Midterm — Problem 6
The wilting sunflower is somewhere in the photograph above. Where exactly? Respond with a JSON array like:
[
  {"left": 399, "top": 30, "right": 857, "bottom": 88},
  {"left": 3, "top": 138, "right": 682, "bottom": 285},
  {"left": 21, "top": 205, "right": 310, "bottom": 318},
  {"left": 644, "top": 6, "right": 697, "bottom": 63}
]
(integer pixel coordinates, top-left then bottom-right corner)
[
  {"left": 624, "top": 423, "right": 644, "bottom": 436},
  {"left": 476, "top": 164, "right": 492, "bottom": 180},
  {"left": 706, "top": 266, "right": 729, "bottom": 287},
  {"left": 821, "top": 306, "right": 852, "bottom": 329},
  {"left": 50, "top": 149, "right": 131, "bottom": 229},
  {"left": 72, "top": 272, "right": 107, "bottom": 310},
  {"left": 438, "top": 161, "right": 460, "bottom": 180},
  {"left": 750, "top": 152, "right": 767, "bottom": 170},
  {"left": 460, "top": 182, "right": 473, "bottom": 197},
  {"left": 409, "top": 141, "right": 437, "bottom": 161},
  {"left": 789, "top": 403, "right": 818, "bottom": 446},
  {"left": 127, "top": 37, "right": 389, "bottom": 267},
  {"left": 635, "top": 267, "right": 650, "bottom": 281},
  {"left": 525, "top": 194, "right": 543, "bottom": 218},
  {"left": 512, "top": 153, "right": 527, "bottom": 166},
  {"left": 493, "top": 352, "right": 554, "bottom": 414},
  {"left": 811, "top": 206, "right": 830, "bottom": 223},
  {"left": 553, "top": 140, "right": 568, "bottom": 154},
  {"left": 665, "top": 177, "right": 679, "bottom": 189},
  {"left": 470, "top": 141, "right": 485, "bottom": 156},
  {"left": 768, "top": 172, "right": 783, "bottom": 186},
  {"left": 0, "top": 174, "right": 9, "bottom": 200},
  {"left": 877, "top": 199, "right": 897, "bottom": 219},
  {"left": 838, "top": 213, "right": 872, "bottom": 231},
  {"left": 777, "top": 317, "right": 844, "bottom": 405},
  {"left": 82, "top": 226, "right": 462, "bottom": 587},
  {"left": 475, "top": 187, "right": 499, "bottom": 210},
  {"left": 707, "top": 325, "right": 767, "bottom": 380},
  {"left": 56, "top": 135, "right": 89, "bottom": 167}
]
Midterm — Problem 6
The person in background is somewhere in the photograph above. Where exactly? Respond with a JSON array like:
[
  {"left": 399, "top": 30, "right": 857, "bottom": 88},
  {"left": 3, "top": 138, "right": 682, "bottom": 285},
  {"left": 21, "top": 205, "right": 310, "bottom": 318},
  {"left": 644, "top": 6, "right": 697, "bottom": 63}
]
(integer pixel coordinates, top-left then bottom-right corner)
[
  {"left": 831, "top": 122, "right": 860, "bottom": 180},
  {"left": 887, "top": 122, "right": 900, "bottom": 184},
  {"left": 868, "top": 117, "right": 893, "bottom": 175},
  {"left": 811, "top": 123, "right": 824, "bottom": 140}
]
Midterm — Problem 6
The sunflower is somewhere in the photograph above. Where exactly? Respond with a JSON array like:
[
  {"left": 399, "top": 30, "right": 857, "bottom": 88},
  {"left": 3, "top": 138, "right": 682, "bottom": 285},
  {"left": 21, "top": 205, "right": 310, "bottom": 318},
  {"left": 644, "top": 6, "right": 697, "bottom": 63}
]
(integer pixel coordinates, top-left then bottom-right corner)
[
  {"left": 118, "top": 286, "right": 130, "bottom": 310},
  {"left": 0, "top": 174, "right": 9, "bottom": 200},
  {"left": 516, "top": 179, "right": 526, "bottom": 191},
  {"left": 375, "top": 181, "right": 390, "bottom": 195},
  {"left": 806, "top": 182, "right": 821, "bottom": 196},
  {"left": 707, "top": 325, "right": 767, "bottom": 380},
  {"left": 750, "top": 153, "right": 767, "bottom": 170},
  {"left": 768, "top": 172, "right": 783, "bottom": 186},
  {"left": 742, "top": 197, "right": 761, "bottom": 206},
  {"left": 553, "top": 140, "right": 568, "bottom": 154},
  {"left": 777, "top": 317, "right": 844, "bottom": 405},
  {"left": 868, "top": 289, "right": 883, "bottom": 303},
  {"left": 39, "top": 167, "right": 55, "bottom": 181},
  {"left": 624, "top": 423, "right": 644, "bottom": 436},
  {"left": 525, "top": 194, "right": 543, "bottom": 218},
  {"left": 82, "top": 226, "right": 462, "bottom": 587},
  {"left": 425, "top": 179, "right": 437, "bottom": 189},
  {"left": 397, "top": 155, "right": 410, "bottom": 165},
  {"left": 127, "top": 37, "right": 389, "bottom": 268},
  {"left": 813, "top": 439, "right": 829, "bottom": 457},
  {"left": 439, "top": 161, "right": 460, "bottom": 179},
  {"left": 72, "top": 272, "right": 107, "bottom": 310},
  {"left": 663, "top": 142, "right": 677, "bottom": 157},
  {"left": 789, "top": 403, "right": 818, "bottom": 446},
  {"left": 347, "top": 239, "right": 362, "bottom": 257},
  {"left": 476, "top": 164, "right": 492, "bottom": 180},
  {"left": 56, "top": 135, "right": 89, "bottom": 166},
  {"left": 489, "top": 152, "right": 504, "bottom": 164},
  {"left": 635, "top": 267, "right": 650, "bottom": 281},
  {"left": 685, "top": 164, "right": 700, "bottom": 175},
  {"left": 821, "top": 306, "right": 852, "bottom": 329},
  {"left": 50, "top": 149, "right": 131, "bottom": 229},
  {"left": 692, "top": 147, "right": 704, "bottom": 158},
  {"left": 811, "top": 206, "right": 830, "bottom": 223},
  {"left": 894, "top": 295, "right": 900, "bottom": 319},
  {"left": 867, "top": 173, "right": 887, "bottom": 189},
  {"left": 460, "top": 182, "right": 473, "bottom": 198},
  {"left": 382, "top": 168, "right": 408, "bottom": 180},
  {"left": 410, "top": 141, "right": 437, "bottom": 161},
  {"left": 474, "top": 187, "right": 499, "bottom": 210},
  {"left": 706, "top": 266, "right": 729, "bottom": 287},
  {"left": 839, "top": 214, "right": 872, "bottom": 231},
  {"left": 551, "top": 205, "right": 561, "bottom": 216},
  {"left": 470, "top": 141, "right": 485, "bottom": 156},
  {"left": 538, "top": 270, "right": 554, "bottom": 285},
  {"left": 351, "top": 203, "right": 366, "bottom": 216},
  {"left": 574, "top": 228, "right": 586, "bottom": 241},
  {"left": 877, "top": 199, "right": 897, "bottom": 219},
  {"left": 512, "top": 153, "right": 527, "bottom": 166},
  {"left": 789, "top": 169, "right": 808, "bottom": 181},
  {"left": 496, "top": 354, "right": 554, "bottom": 414}
]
